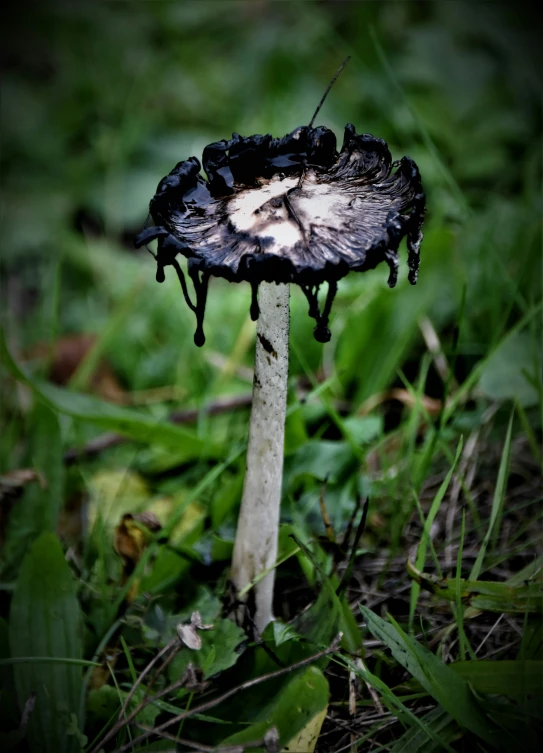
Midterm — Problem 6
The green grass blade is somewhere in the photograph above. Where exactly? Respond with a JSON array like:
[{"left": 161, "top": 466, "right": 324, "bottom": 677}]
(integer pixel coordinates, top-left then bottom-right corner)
[
  {"left": 389, "top": 706, "right": 460, "bottom": 753},
  {"left": 453, "top": 509, "right": 476, "bottom": 660},
  {"left": 470, "top": 409, "right": 514, "bottom": 580},
  {"left": 409, "top": 438, "right": 463, "bottom": 630},
  {"left": 450, "top": 660, "right": 543, "bottom": 699},
  {"left": 0, "top": 328, "right": 217, "bottom": 456},
  {"left": 360, "top": 606, "right": 507, "bottom": 750},
  {"left": 341, "top": 655, "right": 456, "bottom": 752}
]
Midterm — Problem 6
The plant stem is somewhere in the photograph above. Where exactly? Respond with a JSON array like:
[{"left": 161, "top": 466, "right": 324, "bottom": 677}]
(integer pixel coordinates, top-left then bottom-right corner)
[{"left": 231, "top": 281, "right": 290, "bottom": 634}]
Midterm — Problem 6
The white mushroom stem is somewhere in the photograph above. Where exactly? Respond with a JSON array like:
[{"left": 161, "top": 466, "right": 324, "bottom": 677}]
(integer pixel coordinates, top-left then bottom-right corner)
[{"left": 231, "top": 281, "right": 290, "bottom": 634}]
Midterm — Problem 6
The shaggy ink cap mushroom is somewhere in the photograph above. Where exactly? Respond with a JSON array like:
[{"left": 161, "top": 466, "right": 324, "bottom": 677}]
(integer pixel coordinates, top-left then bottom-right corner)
[
  {"left": 135, "top": 59, "right": 425, "bottom": 635},
  {"left": 135, "top": 122, "right": 425, "bottom": 345}
]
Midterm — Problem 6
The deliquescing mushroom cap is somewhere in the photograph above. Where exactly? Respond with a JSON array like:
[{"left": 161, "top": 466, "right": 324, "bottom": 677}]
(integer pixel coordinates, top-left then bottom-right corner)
[{"left": 135, "top": 123, "right": 425, "bottom": 345}]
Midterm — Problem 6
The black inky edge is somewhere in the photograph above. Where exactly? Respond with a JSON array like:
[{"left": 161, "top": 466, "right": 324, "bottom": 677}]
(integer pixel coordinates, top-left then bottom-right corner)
[{"left": 135, "top": 124, "right": 425, "bottom": 346}]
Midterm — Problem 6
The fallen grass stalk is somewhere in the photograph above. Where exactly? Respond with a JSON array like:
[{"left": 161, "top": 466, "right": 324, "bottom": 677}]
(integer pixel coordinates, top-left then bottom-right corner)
[
  {"left": 89, "top": 638, "right": 192, "bottom": 753},
  {"left": 135, "top": 722, "right": 273, "bottom": 752}
]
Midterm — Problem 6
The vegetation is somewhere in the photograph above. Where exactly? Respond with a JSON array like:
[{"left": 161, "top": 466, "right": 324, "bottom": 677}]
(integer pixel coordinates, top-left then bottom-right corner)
[{"left": 1, "top": 1, "right": 541, "bottom": 751}]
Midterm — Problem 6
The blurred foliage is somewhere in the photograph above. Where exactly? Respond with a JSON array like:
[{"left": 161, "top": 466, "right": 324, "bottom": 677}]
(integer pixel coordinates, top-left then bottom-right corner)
[{"left": 0, "top": 1, "right": 542, "bottom": 751}]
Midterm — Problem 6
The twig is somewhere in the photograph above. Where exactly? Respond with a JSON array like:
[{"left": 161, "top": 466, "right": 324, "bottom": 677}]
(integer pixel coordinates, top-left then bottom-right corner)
[
  {"left": 342, "top": 493, "right": 363, "bottom": 556},
  {"left": 135, "top": 722, "right": 273, "bottom": 752},
  {"left": 348, "top": 666, "right": 357, "bottom": 752},
  {"left": 356, "top": 657, "right": 384, "bottom": 716},
  {"left": 90, "top": 673, "right": 196, "bottom": 753},
  {"left": 118, "top": 637, "right": 178, "bottom": 721},
  {"left": 145, "top": 638, "right": 182, "bottom": 694},
  {"left": 63, "top": 393, "right": 253, "bottom": 464},
  {"left": 89, "top": 637, "right": 183, "bottom": 753},
  {"left": 308, "top": 56, "right": 351, "bottom": 129},
  {"left": 337, "top": 498, "right": 369, "bottom": 596},
  {"left": 64, "top": 374, "right": 355, "bottom": 466},
  {"left": 116, "top": 635, "right": 343, "bottom": 753},
  {"left": 418, "top": 315, "right": 458, "bottom": 390},
  {"left": 475, "top": 613, "right": 505, "bottom": 656}
]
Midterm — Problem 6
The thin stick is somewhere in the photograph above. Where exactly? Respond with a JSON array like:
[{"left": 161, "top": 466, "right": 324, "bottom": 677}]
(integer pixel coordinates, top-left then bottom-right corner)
[
  {"left": 348, "top": 666, "right": 357, "bottom": 752},
  {"left": 296, "top": 56, "right": 351, "bottom": 192},
  {"left": 63, "top": 393, "right": 253, "bottom": 464},
  {"left": 90, "top": 638, "right": 180, "bottom": 753},
  {"left": 116, "top": 636, "right": 342, "bottom": 753},
  {"left": 356, "top": 656, "right": 384, "bottom": 715},
  {"left": 337, "top": 498, "right": 369, "bottom": 596},
  {"left": 118, "top": 638, "right": 178, "bottom": 719},
  {"left": 90, "top": 672, "right": 194, "bottom": 753},
  {"left": 135, "top": 723, "right": 271, "bottom": 752},
  {"left": 308, "top": 56, "right": 351, "bottom": 128}
]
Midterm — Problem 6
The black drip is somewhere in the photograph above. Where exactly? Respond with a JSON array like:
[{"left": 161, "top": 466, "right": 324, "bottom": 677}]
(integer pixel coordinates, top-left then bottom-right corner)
[
  {"left": 301, "top": 283, "right": 321, "bottom": 319},
  {"left": 301, "top": 280, "right": 338, "bottom": 343},
  {"left": 384, "top": 251, "right": 399, "bottom": 288},
  {"left": 188, "top": 260, "right": 210, "bottom": 347},
  {"left": 250, "top": 281, "right": 260, "bottom": 321},
  {"left": 169, "top": 258, "right": 210, "bottom": 347}
]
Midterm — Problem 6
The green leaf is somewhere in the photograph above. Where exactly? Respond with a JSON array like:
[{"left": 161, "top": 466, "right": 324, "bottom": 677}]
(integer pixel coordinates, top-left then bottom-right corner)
[
  {"left": 479, "top": 331, "right": 541, "bottom": 406},
  {"left": 201, "top": 618, "right": 246, "bottom": 678},
  {"left": 220, "top": 666, "right": 329, "bottom": 750},
  {"left": 408, "top": 567, "right": 543, "bottom": 614},
  {"left": 0, "top": 329, "right": 215, "bottom": 455},
  {"left": 450, "top": 660, "right": 543, "bottom": 699},
  {"left": 86, "top": 684, "right": 120, "bottom": 726},
  {"left": 9, "top": 533, "right": 83, "bottom": 753},
  {"left": 285, "top": 440, "right": 355, "bottom": 483},
  {"left": 283, "top": 705, "right": 327, "bottom": 753},
  {"left": 339, "top": 595, "right": 363, "bottom": 653},
  {"left": 519, "top": 617, "right": 543, "bottom": 661},
  {"left": 389, "top": 706, "right": 460, "bottom": 753},
  {"left": 1, "top": 403, "right": 63, "bottom": 577},
  {"left": 31, "top": 402, "right": 64, "bottom": 531},
  {"left": 290, "top": 535, "right": 342, "bottom": 649},
  {"left": 342, "top": 415, "right": 383, "bottom": 444},
  {"left": 344, "top": 655, "right": 456, "bottom": 751},
  {"left": 360, "top": 606, "right": 507, "bottom": 750},
  {"left": 169, "top": 617, "right": 245, "bottom": 681},
  {"left": 273, "top": 621, "right": 303, "bottom": 647}
]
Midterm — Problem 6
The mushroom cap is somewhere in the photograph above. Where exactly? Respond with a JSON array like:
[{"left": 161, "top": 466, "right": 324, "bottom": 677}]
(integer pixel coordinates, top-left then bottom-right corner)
[{"left": 136, "top": 123, "right": 425, "bottom": 343}]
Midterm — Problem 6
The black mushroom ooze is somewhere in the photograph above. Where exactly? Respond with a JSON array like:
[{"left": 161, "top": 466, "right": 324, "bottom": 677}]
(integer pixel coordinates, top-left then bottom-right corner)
[{"left": 135, "top": 123, "right": 425, "bottom": 345}]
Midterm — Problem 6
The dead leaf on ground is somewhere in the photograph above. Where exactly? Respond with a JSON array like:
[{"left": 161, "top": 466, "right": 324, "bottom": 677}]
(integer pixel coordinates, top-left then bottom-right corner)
[
  {"left": 114, "top": 512, "right": 162, "bottom": 601},
  {"left": 176, "top": 611, "right": 214, "bottom": 650},
  {"left": 359, "top": 388, "right": 442, "bottom": 417},
  {"left": 25, "top": 333, "right": 126, "bottom": 402},
  {"left": 0, "top": 468, "right": 46, "bottom": 499},
  {"left": 114, "top": 512, "right": 162, "bottom": 573}
]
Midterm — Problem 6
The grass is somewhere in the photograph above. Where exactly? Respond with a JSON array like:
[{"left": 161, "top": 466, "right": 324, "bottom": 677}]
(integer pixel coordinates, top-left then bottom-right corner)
[{"left": 1, "top": 1, "right": 542, "bottom": 751}]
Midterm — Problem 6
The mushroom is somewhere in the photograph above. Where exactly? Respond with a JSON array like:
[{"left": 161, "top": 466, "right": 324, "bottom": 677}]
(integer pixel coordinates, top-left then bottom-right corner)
[{"left": 136, "top": 64, "right": 425, "bottom": 634}]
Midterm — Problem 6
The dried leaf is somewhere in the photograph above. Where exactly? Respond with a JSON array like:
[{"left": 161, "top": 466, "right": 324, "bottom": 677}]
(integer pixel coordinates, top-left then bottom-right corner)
[{"left": 176, "top": 611, "right": 214, "bottom": 650}]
